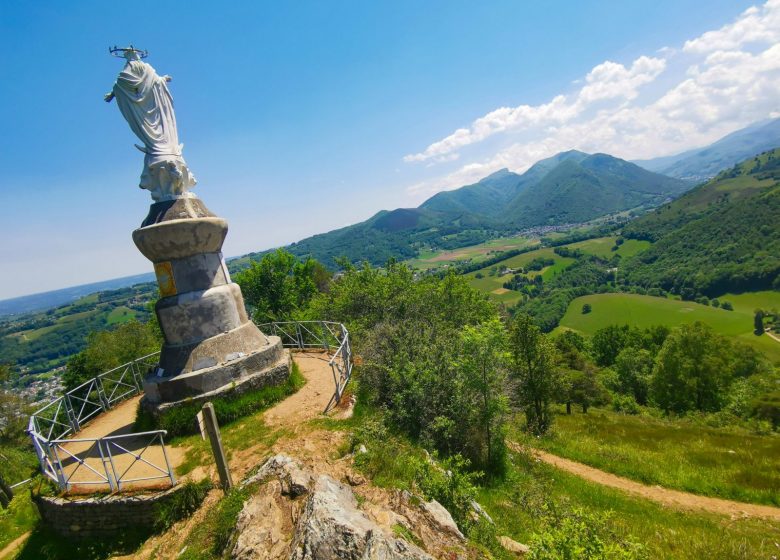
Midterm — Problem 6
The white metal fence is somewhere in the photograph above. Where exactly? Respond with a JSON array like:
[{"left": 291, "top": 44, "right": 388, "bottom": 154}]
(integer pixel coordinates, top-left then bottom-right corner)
[
  {"left": 260, "top": 320, "right": 354, "bottom": 412},
  {"left": 27, "top": 352, "right": 176, "bottom": 493},
  {"left": 27, "top": 320, "right": 353, "bottom": 493}
]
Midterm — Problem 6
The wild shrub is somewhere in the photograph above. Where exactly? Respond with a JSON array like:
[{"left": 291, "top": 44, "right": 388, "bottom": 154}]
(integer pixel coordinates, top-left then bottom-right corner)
[{"left": 529, "top": 507, "right": 646, "bottom": 560}]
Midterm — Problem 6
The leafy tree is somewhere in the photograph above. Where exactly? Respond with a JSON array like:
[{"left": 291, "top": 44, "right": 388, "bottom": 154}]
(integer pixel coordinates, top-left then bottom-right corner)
[
  {"left": 614, "top": 347, "right": 653, "bottom": 405},
  {"left": 721, "top": 301, "right": 734, "bottom": 311},
  {"left": 510, "top": 314, "right": 558, "bottom": 434},
  {"left": 457, "top": 319, "right": 509, "bottom": 473},
  {"left": 63, "top": 320, "right": 160, "bottom": 390},
  {"left": 650, "top": 322, "right": 734, "bottom": 414},
  {"left": 754, "top": 309, "right": 765, "bottom": 335},
  {"left": 591, "top": 325, "right": 641, "bottom": 366},
  {"left": 581, "top": 303, "right": 592, "bottom": 314},
  {"left": 235, "top": 249, "right": 328, "bottom": 324}
]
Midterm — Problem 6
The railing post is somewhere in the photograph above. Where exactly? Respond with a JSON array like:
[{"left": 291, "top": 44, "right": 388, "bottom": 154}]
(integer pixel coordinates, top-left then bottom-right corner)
[
  {"left": 295, "top": 323, "right": 304, "bottom": 350},
  {"left": 98, "top": 440, "right": 117, "bottom": 492},
  {"left": 131, "top": 361, "right": 144, "bottom": 392},
  {"left": 96, "top": 377, "right": 110, "bottom": 412},
  {"left": 320, "top": 321, "right": 330, "bottom": 352},
  {"left": 159, "top": 433, "right": 177, "bottom": 487},
  {"left": 50, "top": 444, "right": 68, "bottom": 492},
  {"left": 63, "top": 395, "right": 80, "bottom": 434}
]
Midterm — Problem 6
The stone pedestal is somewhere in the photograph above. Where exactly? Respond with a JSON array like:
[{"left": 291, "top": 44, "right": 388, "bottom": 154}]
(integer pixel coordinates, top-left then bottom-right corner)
[{"left": 133, "top": 196, "right": 290, "bottom": 411}]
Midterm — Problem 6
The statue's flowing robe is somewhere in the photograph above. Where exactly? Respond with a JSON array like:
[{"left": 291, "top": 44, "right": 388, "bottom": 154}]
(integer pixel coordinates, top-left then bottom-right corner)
[{"left": 112, "top": 60, "right": 195, "bottom": 197}]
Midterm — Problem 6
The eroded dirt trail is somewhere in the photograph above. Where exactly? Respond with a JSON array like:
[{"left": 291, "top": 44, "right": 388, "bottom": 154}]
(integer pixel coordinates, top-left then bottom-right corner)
[{"left": 509, "top": 442, "right": 780, "bottom": 521}]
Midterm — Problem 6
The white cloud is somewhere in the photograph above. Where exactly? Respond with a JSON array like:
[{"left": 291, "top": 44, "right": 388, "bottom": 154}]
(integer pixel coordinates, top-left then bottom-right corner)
[
  {"left": 403, "top": 55, "right": 666, "bottom": 164},
  {"left": 683, "top": 0, "right": 780, "bottom": 53},
  {"left": 405, "top": 0, "right": 780, "bottom": 199}
]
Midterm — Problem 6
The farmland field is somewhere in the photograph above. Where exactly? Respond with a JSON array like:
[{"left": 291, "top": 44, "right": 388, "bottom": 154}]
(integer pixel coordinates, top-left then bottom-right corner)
[
  {"left": 567, "top": 236, "right": 651, "bottom": 259},
  {"left": 463, "top": 247, "right": 576, "bottom": 305},
  {"left": 405, "top": 235, "right": 538, "bottom": 270},
  {"left": 558, "top": 292, "right": 780, "bottom": 362}
]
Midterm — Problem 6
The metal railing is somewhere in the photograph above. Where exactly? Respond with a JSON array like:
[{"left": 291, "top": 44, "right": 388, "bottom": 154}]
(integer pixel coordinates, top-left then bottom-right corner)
[
  {"left": 260, "top": 320, "right": 354, "bottom": 412},
  {"left": 30, "top": 352, "right": 159, "bottom": 441},
  {"left": 27, "top": 352, "right": 177, "bottom": 493}
]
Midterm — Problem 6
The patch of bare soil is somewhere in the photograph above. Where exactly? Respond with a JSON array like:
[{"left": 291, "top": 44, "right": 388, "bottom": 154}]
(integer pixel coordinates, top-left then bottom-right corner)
[{"left": 510, "top": 442, "right": 780, "bottom": 521}]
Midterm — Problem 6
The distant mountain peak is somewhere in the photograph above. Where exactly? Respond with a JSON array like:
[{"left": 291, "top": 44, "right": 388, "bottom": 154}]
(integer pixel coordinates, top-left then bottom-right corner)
[{"left": 479, "top": 168, "right": 513, "bottom": 182}]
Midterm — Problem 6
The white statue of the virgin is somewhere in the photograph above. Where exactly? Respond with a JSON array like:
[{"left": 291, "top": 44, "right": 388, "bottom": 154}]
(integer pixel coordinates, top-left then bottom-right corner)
[{"left": 106, "top": 46, "right": 196, "bottom": 201}]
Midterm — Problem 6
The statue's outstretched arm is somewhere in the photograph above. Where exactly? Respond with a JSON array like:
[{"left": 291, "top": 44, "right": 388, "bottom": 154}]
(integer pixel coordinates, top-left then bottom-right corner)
[
  {"left": 104, "top": 91, "right": 115, "bottom": 103},
  {"left": 162, "top": 75, "right": 172, "bottom": 82}
]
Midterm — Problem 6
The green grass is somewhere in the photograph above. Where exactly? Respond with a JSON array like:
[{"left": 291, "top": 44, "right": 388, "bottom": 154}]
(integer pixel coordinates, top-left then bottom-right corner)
[
  {"left": 405, "top": 236, "right": 537, "bottom": 270},
  {"left": 568, "top": 236, "right": 651, "bottom": 259},
  {"left": 558, "top": 293, "right": 780, "bottom": 363},
  {"left": 719, "top": 290, "right": 780, "bottom": 315},
  {"left": 464, "top": 247, "right": 575, "bottom": 305},
  {"left": 520, "top": 407, "right": 780, "bottom": 506},
  {"left": 176, "top": 485, "right": 252, "bottom": 560},
  {"left": 106, "top": 306, "right": 136, "bottom": 325},
  {"left": 318, "top": 408, "right": 780, "bottom": 560},
  {"left": 138, "top": 361, "right": 306, "bottom": 437},
  {"left": 478, "top": 448, "right": 780, "bottom": 560}
]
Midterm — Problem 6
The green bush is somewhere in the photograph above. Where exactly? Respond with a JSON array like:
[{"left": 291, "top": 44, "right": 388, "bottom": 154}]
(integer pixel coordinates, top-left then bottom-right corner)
[
  {"left": 154, "top": 479, "right": 212, "bottom": 531},
  {"left": 529, "top": 507, "right": 646, "bottom": 560},
  {"left": 750, "top": 391, "right": 780, "bottom": 430},
  {"left": 409, "top": 453, "right": 481, "bottom": 530},
  {"left": 611, "top": 394, "right": 640, "bottom": 415}
]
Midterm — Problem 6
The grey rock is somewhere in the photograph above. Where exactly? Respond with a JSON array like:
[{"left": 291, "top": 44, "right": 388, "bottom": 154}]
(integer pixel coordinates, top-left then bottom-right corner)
[
  {"left": 290, "top": 475, "right": 431, "bottom": 560},
  {"left": 244, "top": 454, "right": 314, "bottom": 498},
  {"left": 470, "top": 500, "right": 494, "bottom": 524},
  {"left": 420, "top": 500, "right": 464, "bottom": 541},
  {"left": 231, "top": 480, "right": 289, "bottom": 560}
]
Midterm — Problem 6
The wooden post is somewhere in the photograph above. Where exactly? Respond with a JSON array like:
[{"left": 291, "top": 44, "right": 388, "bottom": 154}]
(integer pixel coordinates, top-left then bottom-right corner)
[{"left": 201, "top": 402, "right": 233, "bottom": 491}]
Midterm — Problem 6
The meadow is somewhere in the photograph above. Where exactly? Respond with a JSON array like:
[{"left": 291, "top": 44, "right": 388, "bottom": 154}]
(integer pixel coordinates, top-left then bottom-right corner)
[
  {"left": 464, "top": 247, "right": 575, "bottom": 305},
  {"left": 405, "top": 235, "right": 537, "bottom": 271},
  {"left": 518, "top": 408, "right": 780, "bottom": 506},
  {"left": 558, "top": 292, "right": 780, "bottom": 363},
  {"left": 478, "top": 448, "right": 780, "bottom": 560},
  {"left": 332, "top": 408, "right": 780, "bottom": 560},
  {"left": 566, "top": 236, "right": 651, "bottom": 259}
]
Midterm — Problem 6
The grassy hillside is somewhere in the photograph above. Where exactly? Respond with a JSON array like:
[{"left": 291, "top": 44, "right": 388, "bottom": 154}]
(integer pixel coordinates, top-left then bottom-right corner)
[
  {"left": 526, "top": 407, "right": 780, "bottom": 506},
  {"left": 558, "top": 293, "right": 780, "bottom": 363},
  {"left": 286, "top": 150, "right": 685, "bottom": 269},
  {"left": 405, "top": 235, "right": 538, "bottom": 271},
  {"left": 623, "top": 148, "right": 780, "bottom": 297},
  {"left": 503, "top": 153, "right": 688, "bottom": 227},
  {"left": 0, "top": 284, "right": 156, "bottom": 377}
]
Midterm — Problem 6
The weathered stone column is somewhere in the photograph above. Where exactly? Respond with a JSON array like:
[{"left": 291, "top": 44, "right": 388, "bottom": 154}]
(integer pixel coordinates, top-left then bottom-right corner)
[{"left": 133, "top": 196, "right": 290, "bottom": 412}]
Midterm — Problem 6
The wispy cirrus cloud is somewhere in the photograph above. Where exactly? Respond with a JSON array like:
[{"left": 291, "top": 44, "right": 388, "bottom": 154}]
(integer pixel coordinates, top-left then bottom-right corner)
[{"left": 405, "top": 0, "right": 780, "bottom": 199}]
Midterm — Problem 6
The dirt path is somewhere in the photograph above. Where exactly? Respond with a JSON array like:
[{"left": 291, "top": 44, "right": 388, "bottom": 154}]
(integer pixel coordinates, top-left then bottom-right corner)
[
  {"left": 509, "top": 442, "right": 780, "bottom": 521},
  {"left": 0, "top": 532, "right": 30, "bottom": 560}
]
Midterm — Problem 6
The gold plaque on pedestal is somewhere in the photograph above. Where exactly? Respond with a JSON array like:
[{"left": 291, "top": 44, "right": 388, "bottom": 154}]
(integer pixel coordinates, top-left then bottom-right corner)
[{"left": 154, "top": 261, "right": 177, "bottom": 297}]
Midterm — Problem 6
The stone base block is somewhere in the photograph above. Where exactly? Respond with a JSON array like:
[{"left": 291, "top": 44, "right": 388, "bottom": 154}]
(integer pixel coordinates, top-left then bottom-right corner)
[
  {"left": 158, "top": 320, "right": 270, "bottom": 376},
  {"left": 142, "top": 339, "right": 292, "bottom": 417}
]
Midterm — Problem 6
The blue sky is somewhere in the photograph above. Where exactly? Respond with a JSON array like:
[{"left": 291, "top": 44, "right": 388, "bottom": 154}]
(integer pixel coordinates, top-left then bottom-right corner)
[{"left": 1, "top": 0, "right": 776, "bottom": 299}]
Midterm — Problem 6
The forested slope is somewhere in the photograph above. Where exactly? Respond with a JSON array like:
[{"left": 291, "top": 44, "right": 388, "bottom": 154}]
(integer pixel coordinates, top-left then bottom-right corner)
[{"left": 623, "top": 149, "right": 780, "bottom": 298}]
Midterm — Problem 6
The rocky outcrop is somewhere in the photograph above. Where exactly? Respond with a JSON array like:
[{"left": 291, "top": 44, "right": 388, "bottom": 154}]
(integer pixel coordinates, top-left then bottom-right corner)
[
  {"left": 232, "top": 455, "right": 433, "bottom": 560},
  {"left": 419, "top": 500, "right": 464, "bottom": 541},
  {"left": 290, "top": 475, "right": 431, "bottom": 560}
]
